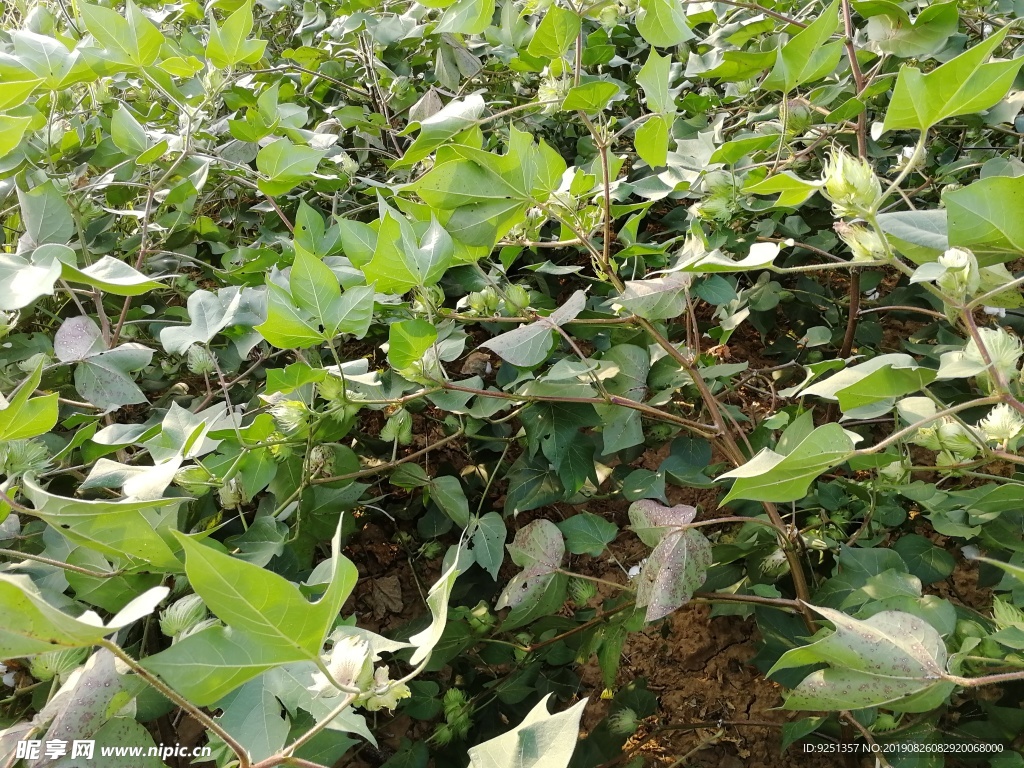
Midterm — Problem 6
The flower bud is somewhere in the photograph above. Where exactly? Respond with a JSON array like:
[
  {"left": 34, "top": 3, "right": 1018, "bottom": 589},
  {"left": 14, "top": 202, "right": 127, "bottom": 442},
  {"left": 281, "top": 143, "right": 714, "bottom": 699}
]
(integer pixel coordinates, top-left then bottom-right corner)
[
  {"left": 598, "top": 3, "right": 620, "bottom": 29},
  {"left": 834, "top": 221, "right": 887, "bottom": 262},
  {"left": 821, "top": 148, "right": 881, "bottom": 217},
  {"left": 186, "top": 345, "right": 217, "bottom": 375},
  {"left": 218, "top": 477, "right": 249, "bottom": 510},
  {"left": 504, "top": 284, "right": 531, "bottom": 313},
  {"left": 381, "top": 408, "right": 413, "bottom": 445},
  {"left": 173, "top": 465, "right": 213, "bottom": 496},
  {"left": 270, "top": 399, "right": 311, "bottom": 434},
  {"left": 977, "top": 403, "right": 1024, "bottom": 443},
  {"left": 29, "top": 648, "right": 88, "bottom": 682},
  {"left": 569, "top": 577, "right": 597, "bottom": 605},
  {"left": 0, "top": 439, "right": 50, "bottom": 478},
  {"left": 159, "top": 594, "right": 208, "bottom": 639}
]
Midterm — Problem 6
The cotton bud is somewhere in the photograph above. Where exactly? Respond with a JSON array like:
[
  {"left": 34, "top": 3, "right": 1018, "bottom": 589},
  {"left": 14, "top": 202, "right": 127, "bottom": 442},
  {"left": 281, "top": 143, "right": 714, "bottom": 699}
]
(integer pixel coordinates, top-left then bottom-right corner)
[
  {"left": 468, "top": 286, "right": 500, "bottom": 315},
  {"left": 159, "top": 594, "right": 208, "bottom": 639},
  {"left": 835, "top": 221, "right": 887, "bottom": 262},
  {"left": 307, "top": 444, "right": 335, "bottom": 476},
  {"left": 270, "top": 399, "right": 311, "bottom": 434},
  {"left": 936, "top": 248, "right": 980, "bottom": 300},
  {"left": 977, "top": 403, "right": 1024, "bottom": 444},
  {"left": 218, "top": 477, "right": 248, "bottom": 510},
  {"left": 0, "top": 311, "right": 17, "bottom": 341},
  {"left": 0, "top": 439, "right": 50, "bottom": 478},
  {"left": 821, "top": 148, "right": 881, "bottom": 217},
  {"left": 336, "top": 151, "right": 359, "bottom": 177},
  {"left": 186, "top": 345, "right": 217, "bottom": 375},
  {"left": 504, "top": 284, "right": 531, "bottom": 313},
  {"left": 877, "top": 456, "right": 910, "bottom": 485},
  {"left": 912, "top": 419, "right": 978, "bottom": 459},
  {"left": 381, "top": 408, "right": 413, "bottom": 445},
  {"left": 598, "top": 3, "right": 620, "bottom": 29},
  {"left": 963, "top": 327, "right": 1023, "bottom": 389},
  {"left": 569, "top": 577, "right": 598, "bottom": 605},
  {"left": 173, "top": 465, "right": 213, "bottom": 496},
  {"left": 29, "top": 648, "right": 88, "bottom": 682},
  {"left": 608, "top": 707, "right": 641, "bottom": 736}
]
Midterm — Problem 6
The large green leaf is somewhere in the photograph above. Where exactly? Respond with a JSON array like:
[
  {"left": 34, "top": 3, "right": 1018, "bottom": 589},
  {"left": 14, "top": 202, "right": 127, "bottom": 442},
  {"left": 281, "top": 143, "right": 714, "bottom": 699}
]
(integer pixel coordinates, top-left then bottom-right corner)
[
  {"left": 206, "top": 0, "right": 267, "bottom": 69},
  {"left": 0, "top": 361, "right": 58, "bottom": 441},
  {"left": 467, "top": 695, "right": 587, "bottom": 768},
  {"left": 720, "top": 424, "right": 858, "bottom": 503},
  {"left": 944, "top": 176, "right": 1024, "bottom": 263},
  {"left": 0, "top": 574, "right": 166, "bottom": 656},
  {"left": 635, "top": 0, "right": 693, "bottom": 48},
  {"left": 526, "top": 5, "right": 580, "bottom": 60},
  {"left": 882, "top": 26, "right": 1024, "bottom": 133},
  {"left": 763, "top": 1, "right": 842, "bottom": 93},
  {"left": 81, "top": 0, "right": 165, "bottom": 68},
  {"left": 361, "top": 213, "right": 454, "bottom": 294},
  {"left": 771, "top": 606, "right": 956, "bottom": 712},
  {"left": 854, "top": 0, "right": 959, "bottom": 59},
  {"left": 173, "top": 521, "right": 356, "bottom": 659}
]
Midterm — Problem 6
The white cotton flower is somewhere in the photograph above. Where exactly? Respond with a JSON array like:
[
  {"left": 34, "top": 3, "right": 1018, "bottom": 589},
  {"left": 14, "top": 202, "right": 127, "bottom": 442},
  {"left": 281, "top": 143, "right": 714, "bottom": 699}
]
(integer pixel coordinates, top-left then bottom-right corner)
[
  {"left": 310, "top": 636, "right": 371, "bottom": 698},
  {"left": 358, "top": 666, "right": 411, "bottom": 712},
  {"left": 983, "top": 306, "right": 1007, "bottom": 318},
  {"left": 977, "top": 403, "right": 1024, "bottom": 443},
  {"left": 964, "top": 327, "right": 1023, "bottom": 386}
]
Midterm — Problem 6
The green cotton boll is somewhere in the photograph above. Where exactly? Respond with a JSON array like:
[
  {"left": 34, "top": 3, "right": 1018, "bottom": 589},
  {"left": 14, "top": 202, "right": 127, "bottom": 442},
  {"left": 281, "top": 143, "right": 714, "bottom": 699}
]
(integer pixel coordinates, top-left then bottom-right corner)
[
  {"left": 173, "top": 465, "right": 213, "bottom": 497},
  {"left": 504, "top": 284, "right": 531, "bottom": 314},
  {"left": 270, "top": 399, "right": 311, "bottom": 435},
  {"left": 307, "top": 444, "right": 335, "bottom": 476},
  {"left": 607, "top": 707, "right": 640, "bottom": 736},
  {"left": 569, "top": 577, "right": 597, "bottom": 606}
]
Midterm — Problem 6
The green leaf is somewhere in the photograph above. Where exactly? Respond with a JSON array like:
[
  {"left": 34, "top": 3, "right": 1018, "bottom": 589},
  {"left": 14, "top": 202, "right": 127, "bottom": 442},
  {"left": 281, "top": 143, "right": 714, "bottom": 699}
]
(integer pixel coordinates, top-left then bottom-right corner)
[
  {"left": 388, "top": 318, "right": 438, "bottom": 369},
  {"left": 471, "top": 512, "right": 506, "bottom": 580},
  {"left": 557, "top": 512, "right": 617, "bottom": 557},
  {"left": 497, "top": 519, "right": 564, "bottom": 610},
  {"left": 409, "top": 558, "right": 459, "bottom": 665},
  {"left": 173, "top": 520, "right": 356, "bottom": 660},
  {"left": 22, "top": 475, "right": 183, "bottom": 570},
  {"left": 0, "top": 247, "right": 62, "bottom": 311},
  {"left": 207, "top": 0, "right": 267, "bottom": 69},
  {"left": 770, "top": 606, "right": 956, "bottom": 712},
  {"left": 362, "top": 214, "right": 454, "bottom": 294},
  {"left": 527, "top": 6, "right": 580, "bottom": 60},
  {"left": 0, "top": 114, "right": 31, "bottom": 159},
  {"left": 482, "top": 290, "right": 585, "bottom": 367},
  {"left": 634, "top": 114, "right": 671, "bottom": 168},
  {"left": 882, "top": 26, "right": 1024, "bottom": 133},
  {"left": 395, "top": 93, "right": 485, "bottom": 168},
  {"left": 143, "top": 624, "right": 303, "bottom": 706},
  {"left": 111, "top": 103, "right": 149, "bottom": 155},
  {"left": 0, "top": 361, "right": 58, "bottom": 441},
  {"left": 0, "top": 75, "right": 42, "bottom": 111},
  {"left": 436, "top": 0, "right": 494, "bottom": 35},
  {"left": 615, "top": 274, "right": 690, "bottom": 320},
  {"left": 17, "top": 180, "right": 74, "bottom": 248},
  {"left": 291, "top": 245, "right": 341, "bottom": 324},
  {"left": 893, "top": 534, "right": 955, "bottom": 585},
  {"left": 323, "top": 284, "right": 375, "bottom": 339},
  {"left": 637, "top": 49, "right": 673, "bottom": 114},
  {"left": 61, "top": 256, "right": 165, "bottom": 296},
  {"left": 720, "top": 424, "right": 858, "bottom": 503},
  {"left": 467, "top": 694, "right": 587, "bottom": 768},
  {"left": 763, "top": 1, "right": 842, "bottom": 93},
  {"left": 636, "top": 0, "right": 693, "bottom": 48},
  {"left": 0, "top": 573, "right": 166, "bottom": 656},
  {"left": 855, "top": 0, "right": 959, "bottom": 59},
  {"left": 54, "top": 316, "right": 154, "bottom": 410},
  {"left": 255, "top": 281, "right": 324, "bottom": 349},
  {"left": 561, "top": 80, "right": 620, "bottom": 112},
  {"left": 801, "top": 354, "right": 936, "bottom": 412},
  {"left": 944, "top": 176, "right": 1024, "bottom": 263},
  {"left": 430, "top": 476, "right": 470, "bottom": 527},
  {"left": 160, "top": 288, "right": 244, "bottom": 354},
  {"left": 255, "top": 139, "right": 324, "bottom": 196},
  {"left": 81, "top": 0, "right": 165, "bottom": 67}
]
